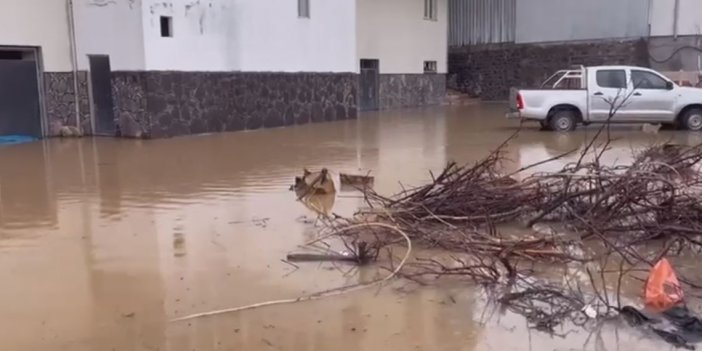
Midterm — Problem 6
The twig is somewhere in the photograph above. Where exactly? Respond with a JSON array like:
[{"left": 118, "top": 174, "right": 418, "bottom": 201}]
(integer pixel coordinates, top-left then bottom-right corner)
[{"left": 170, "top": 223, "right": 412, "bottom": 322}]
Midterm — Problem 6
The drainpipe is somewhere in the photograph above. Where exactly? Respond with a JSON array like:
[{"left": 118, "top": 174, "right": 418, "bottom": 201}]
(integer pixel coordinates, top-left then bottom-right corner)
[
  {"left": 673, "top": 0, "right": 680, "bottom": 39},
  {"left": 66, "top": 0, "right": 82, "bottom": 133},
  {"left": 646, "top": 0, "right": 652, "bottom": 36}
]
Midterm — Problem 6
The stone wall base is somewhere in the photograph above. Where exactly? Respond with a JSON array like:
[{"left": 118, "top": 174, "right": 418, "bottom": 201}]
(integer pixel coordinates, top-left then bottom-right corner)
[
  {"left": 43, "top": 71, "right": 91, "bottom": 136},
  {"left": 448, "top": 39, "right": 649, "bottom": 101},
  {"left": 111, "top": 71, "right": 358, "bottom": 138},
  {"left": 379, "top": 74, "right": 446, "bottom": 109},
  {"left": 42, "top": 71, "right": 448, "bottom": 139}
]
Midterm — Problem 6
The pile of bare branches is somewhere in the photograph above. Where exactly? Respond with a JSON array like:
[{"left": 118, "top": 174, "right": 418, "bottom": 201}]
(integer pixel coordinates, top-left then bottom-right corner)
[
  {"left": 291, "top": 92, "right": 702, "bottom": 339},
  {"left": 362, "top": 134, "right": 540, "bottom": 227},
  {"left": 312, "top": 130, "right": 702, "bottom": 334}
]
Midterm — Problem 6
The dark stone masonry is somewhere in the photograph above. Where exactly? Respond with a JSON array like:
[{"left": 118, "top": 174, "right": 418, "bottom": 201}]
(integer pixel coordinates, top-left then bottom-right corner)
[
  {"left": 111, "top": 72, "right": 358, "bottom": 138},
  {"left": 448, "top": 39, "right": 650, "bottom": 101},
  {"left": 44, "top": 71, "right": 91, "bottom": 136},
  {"left": 379, "top": 74, "right": 446, "bottom": 109},
  {"left": 111, "top": 72, "right": 150, "bottom": 138},
  {"left": 42, "top": 70, "right": 445, "bottom": 139}
]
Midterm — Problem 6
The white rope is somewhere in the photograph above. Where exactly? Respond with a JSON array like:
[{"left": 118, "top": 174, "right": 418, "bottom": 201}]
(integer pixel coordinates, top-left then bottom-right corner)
[{"left": 170, "top": 222, "right": 412, "bottom": 322}]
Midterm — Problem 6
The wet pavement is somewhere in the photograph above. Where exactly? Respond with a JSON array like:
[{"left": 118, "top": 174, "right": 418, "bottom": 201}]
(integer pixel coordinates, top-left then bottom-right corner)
[{"left": 1, "top": 104, "right": 701, "bottom": 350}]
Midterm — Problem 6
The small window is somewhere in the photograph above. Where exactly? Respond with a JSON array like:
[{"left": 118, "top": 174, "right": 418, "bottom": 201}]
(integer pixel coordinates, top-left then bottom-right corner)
[
  {"left": 632, "top": 70, "right": 668, "bottom": 89},
  {"left": 596, "top": 70, "right": 627, "bottom": 89},
  {"left": 160, "top": 16, "right": 173, "bottom": 37},
  {"left": 424, "top": 0, "right": 437, "bottom": 20},
  {"left": 298, "top": 0, "right": 310, "bottom": 18},
  {"left": 423, "top": 61, "right": 437, "bottom": 73}
]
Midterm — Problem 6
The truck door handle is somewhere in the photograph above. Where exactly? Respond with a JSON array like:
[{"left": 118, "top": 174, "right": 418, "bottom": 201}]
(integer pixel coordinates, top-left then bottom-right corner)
[
  {"left": 593, "top": 92, "right": 604, "bottom": 96},
  {"left": 633, "top": 92, "right": 642, "bottom": 96}
]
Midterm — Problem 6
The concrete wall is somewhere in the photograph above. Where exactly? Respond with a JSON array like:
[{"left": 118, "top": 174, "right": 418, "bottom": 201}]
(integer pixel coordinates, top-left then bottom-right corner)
[
  {"left": 648, "top": 36, "right": 702, "bottom": 72},
  {"left": 357, "top": 0, "right": 448, "bottom": 74},
  {"left": 515, "top": 0, "right": 649, "bottom": 43},
  {"left": 142, "top": 0, "right": 230, "bottom": 71},
  {"left": 0, "top": 0, "right": 72, "bottom": 72},
  {"left": 139, "top": 0, "right": 356, "bottom": 72},
  {"left": 233, "top": 0, "right": 356, "bottom": 73},
  {"left": 648, "top": 0, "right": 702, "bottom": 72},
  {"left": 650, "top": 0, "right": 702, "bottom": 37},
  {"left": 73, "top": 0, "right": 146, "bottom": 71}
]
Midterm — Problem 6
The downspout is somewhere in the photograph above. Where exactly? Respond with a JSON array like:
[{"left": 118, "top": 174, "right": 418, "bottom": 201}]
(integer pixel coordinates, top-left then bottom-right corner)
[
  {"left": 646, "top": 0, "right": 652, "bottom": 36},
  {"left": 66, "top": 0, "right": 82, "bottom": 133},
  {"left": 673, "top": 0, "right": 680, "bottom": 39}
]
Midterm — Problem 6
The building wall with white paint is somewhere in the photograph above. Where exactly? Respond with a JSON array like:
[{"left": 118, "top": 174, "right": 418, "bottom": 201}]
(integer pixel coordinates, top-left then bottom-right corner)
[
  {"left": 138, "top": 0, "right": 356, "bottom": 72},
  {"left": 72, "top": 0, "right": 444, "bottom": 74},
  {"left": 73, "top": 0, "right": 146, "bottom": 71},
  {"left": 230, "top": 0, "right": 357, "bottom": 73},
  {"left": 357, "top": 0, "right": 448, "bottom": 74},
  {"left": 0, "top": 0, "right": 72, "bottom": 72},
  {"left": 141, "top": 0, "right": 230, "bottom": 71},
  {"left": 650, "top": 0, "right": 702, "bottom": 37}
]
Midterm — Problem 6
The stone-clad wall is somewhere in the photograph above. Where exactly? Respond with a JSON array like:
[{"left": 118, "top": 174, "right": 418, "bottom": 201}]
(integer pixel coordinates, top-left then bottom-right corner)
[
  {"left": 45, "top": 70, "right": 444, "bottom": 139},
  {"left": 379, "top": 74, "right": 446, "bottom": 109},
  {"left": 448, "top": 39, "right": 649, "bottom": 100},
  {"left": 44, "top": 72, "right": 91, "bottom": 136},
  {"left": 111, "top": 72, "right": 358, "bottom": 138},
  {"left": 111, "top": 72, "right": 150, "bottom": 138}
]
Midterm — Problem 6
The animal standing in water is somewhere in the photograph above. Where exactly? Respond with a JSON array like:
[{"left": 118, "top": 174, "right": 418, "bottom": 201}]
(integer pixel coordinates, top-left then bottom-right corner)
[
  {"left": 642, "top": 123, "right": 662, "bottom": 134},
  {"left": 293, "top": 168, "right": 336, "bottom": 197},
  {"left": 291, "top": 168, "right": 336, "bottom": 223}
]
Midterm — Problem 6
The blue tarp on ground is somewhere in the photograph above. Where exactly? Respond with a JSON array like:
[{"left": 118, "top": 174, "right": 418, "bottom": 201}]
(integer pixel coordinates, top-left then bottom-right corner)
[{"left": 0, "top": 135, "right": 38, "bottom": 146}]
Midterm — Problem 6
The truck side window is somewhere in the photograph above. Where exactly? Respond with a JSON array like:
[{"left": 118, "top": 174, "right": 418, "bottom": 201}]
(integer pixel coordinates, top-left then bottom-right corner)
[
  {"left": 596, "top": 70, "right": 627, "bottom": 89},
  {"left": 631, "top": 70, "right": 668, "bottom": 89}
]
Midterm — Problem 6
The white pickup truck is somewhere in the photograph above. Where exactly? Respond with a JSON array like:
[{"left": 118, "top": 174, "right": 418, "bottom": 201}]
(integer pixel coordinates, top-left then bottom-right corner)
[{"left": 506, "top": 65, "right": 702, "bottom": 132}]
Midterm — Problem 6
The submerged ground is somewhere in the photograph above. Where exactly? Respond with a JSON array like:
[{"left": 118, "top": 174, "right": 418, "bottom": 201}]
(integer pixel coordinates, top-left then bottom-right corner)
[{"left": 1, "top": 103, "right": 701, "bottom": 350}]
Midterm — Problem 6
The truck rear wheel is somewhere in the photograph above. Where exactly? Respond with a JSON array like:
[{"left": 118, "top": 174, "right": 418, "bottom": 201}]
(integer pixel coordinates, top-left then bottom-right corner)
[
  {"left": 549, "top": 110, "right": 577, "bottom": 132},
  {"left": 539, "top": 121, "right": 552, "bottom": 131},
  {"left": 681, "top": 108, "right": 702, "bottom": 131}
]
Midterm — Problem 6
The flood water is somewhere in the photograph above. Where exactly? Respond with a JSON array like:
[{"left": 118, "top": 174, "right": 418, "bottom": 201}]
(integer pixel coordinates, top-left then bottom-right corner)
[{"left": 1, "top": 104, "right": 701, "bottom": 351}]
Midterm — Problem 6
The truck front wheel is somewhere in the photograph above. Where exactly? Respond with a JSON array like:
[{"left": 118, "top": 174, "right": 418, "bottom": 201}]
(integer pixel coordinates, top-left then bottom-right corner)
[
  {"left": 549, "top": 111, "right": 577, "bottom": 132},
  {"left": 681, "top": 108, "right": 702, "bottom": 131}
]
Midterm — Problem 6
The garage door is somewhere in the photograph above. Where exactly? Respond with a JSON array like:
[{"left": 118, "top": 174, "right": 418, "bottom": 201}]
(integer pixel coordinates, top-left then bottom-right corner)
[{"left": 0, "top": 59, "right": 42, "bottom": 138}]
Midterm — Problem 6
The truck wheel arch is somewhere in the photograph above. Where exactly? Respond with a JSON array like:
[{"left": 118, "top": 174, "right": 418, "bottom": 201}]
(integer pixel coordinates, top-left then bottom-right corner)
[
  {"left": 547, "top": 105, "right": 583, "bottom": 123},
  {"left": 677, "top": 104, "right": 702, "bottom": 131},
  {"left": 677, "top": 104, "right": 702, "bottom": 121}
]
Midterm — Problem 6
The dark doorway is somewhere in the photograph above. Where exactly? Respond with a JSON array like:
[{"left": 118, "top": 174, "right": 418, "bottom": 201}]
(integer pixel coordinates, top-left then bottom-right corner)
[
  {"left": 89, "top": 55, "right": 116, "bottom": 136},
  {"left": 0, "top": 50, "right": 42, "bottom": 138},
  {"left": 359, "top": 59, "right": 379, "bottom": 111}
]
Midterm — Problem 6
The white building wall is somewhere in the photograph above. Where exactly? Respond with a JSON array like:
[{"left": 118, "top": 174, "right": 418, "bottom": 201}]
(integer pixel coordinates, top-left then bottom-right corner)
[
  {"left": 73, "top": 0, "right": 146, "bottom": 71},
  {"left": 0, "top": 0, "right": 72, "bottom": 72},
  {"left": 142, "top": 0, "right": 230, "bottom": 71},
  {"left": 139, "top": 0, "right": 356, "bottom": 73},
  {"left": 357, "top": 0, "right": 448, "bottom": 74},
  {"left": 650, "top": 0, "right": 702, "bottom": 37},
  {"left": 231, "top": 0, "right": 356, "bottom": 73}
]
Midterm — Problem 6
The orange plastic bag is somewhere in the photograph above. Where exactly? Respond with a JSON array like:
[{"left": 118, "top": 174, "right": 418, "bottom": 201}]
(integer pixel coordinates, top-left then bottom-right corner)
[{"left": 644, "top": 258, "right": 684, "bottom": 312}]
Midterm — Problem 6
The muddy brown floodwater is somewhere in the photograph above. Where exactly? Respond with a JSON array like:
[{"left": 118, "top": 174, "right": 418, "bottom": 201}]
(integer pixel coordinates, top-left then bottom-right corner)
[{"left": 1, "top": 104, "right": 702, "bottom": 351}]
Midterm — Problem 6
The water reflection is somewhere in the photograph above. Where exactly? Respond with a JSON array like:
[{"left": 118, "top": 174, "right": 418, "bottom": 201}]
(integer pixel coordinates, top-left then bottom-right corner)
[{"left": 0, "top": 104, "right": 698, "bottom": 350}]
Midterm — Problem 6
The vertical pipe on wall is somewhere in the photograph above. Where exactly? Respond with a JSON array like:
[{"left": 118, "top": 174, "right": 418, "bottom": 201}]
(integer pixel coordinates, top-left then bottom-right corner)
[
  {"left": 673, "top": 0, "right": 680, "bottom": 39},
  {"left": 66, "top": 0, "right": 82, "bottom": 133},
  {"left": 646, "top": 0, "right": 652, "bottom": 36}
]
